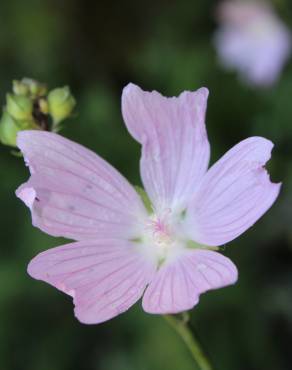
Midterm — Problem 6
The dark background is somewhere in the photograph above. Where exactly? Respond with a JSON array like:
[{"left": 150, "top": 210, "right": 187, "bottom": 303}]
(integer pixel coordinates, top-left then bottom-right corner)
[{"left": 0, "top": 1, "right": 292, "bottom": 369}]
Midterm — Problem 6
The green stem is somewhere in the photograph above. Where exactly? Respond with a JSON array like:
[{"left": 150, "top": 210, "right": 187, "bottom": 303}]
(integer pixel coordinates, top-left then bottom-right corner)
[{"left": 164, "top": 314, "right": 213, "bottom": 370}]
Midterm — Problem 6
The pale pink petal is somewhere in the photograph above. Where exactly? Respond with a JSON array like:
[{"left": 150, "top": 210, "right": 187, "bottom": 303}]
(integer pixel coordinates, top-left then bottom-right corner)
[
  {"left": 185, "top": 137, "right": 281, "bottom": 246},
  {"left": 122, "top": 83, "right": 210, "bottom": 212},
  {"left": 16, "top": 131, "right": 147, "bottom": 240},
  {"left": 142, "top": 249, "right": 237, "bottom": 314},
  {"left": 17, "top": 186, "right": 36, "bottom": 209},
  {"left": 28, "top": 239, "right": 156, "bottom": 324},
  {"left": 214, "top": 1, "right": 291, "bottom": 87}
]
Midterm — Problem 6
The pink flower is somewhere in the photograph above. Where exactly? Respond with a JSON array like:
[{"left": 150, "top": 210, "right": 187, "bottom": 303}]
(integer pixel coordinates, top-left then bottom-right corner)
[
  {"left": 214, "top": 1, "right": 291, "bottom": 86},
  {"left": 16, "top": 84, "right": 280, "bottom": 324}
]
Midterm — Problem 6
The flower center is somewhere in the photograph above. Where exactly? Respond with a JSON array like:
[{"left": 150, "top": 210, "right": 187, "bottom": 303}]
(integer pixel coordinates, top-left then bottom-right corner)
[
  {"left": 149, "top": 215, "right": 174, "bottom": 249},
  {"left": 141, "top": 209, "right": 183, "bottom": 265}
]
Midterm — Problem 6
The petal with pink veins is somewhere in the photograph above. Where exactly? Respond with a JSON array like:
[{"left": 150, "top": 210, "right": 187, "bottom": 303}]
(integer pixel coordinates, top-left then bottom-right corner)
[
  {"left": 28, "top": 239, "right": 156, "bottom": 324},
  {"left": 185, "top": 137, "right": 281, "bottom": 246},
  {"left": 16, "top": 131, "right": 147, "bottom": 240},
  {"left": 122, "top": 83, "right": 210, "bottom": 212},
  {"left": 142, "top": 249, "right": 237, "bottom": 314}
]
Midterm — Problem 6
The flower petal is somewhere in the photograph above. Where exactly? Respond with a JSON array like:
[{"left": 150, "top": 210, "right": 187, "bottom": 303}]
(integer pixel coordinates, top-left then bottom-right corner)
[
  {"left": 185, "top": 137, "right": 281, "bottom": 246},
  {"left": 142, "top": 249, "right": 237, "bottom": 314},
  {"left": 16, "top": 131, "right": 147, "bottom": 240},
  {"left": 28, "top": 239, "right": 156, "bottom": 324},
  {"left": 122, "top": 83, "right": 210, "bottom": 212},
  {"left": 214, "top": 1, "right": 292, "bottom": 87}
]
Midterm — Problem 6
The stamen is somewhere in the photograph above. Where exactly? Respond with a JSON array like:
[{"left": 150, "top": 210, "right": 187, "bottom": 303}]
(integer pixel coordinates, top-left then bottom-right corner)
[{"left": 146, "top": 213, "right": 174, "bottom": 248}]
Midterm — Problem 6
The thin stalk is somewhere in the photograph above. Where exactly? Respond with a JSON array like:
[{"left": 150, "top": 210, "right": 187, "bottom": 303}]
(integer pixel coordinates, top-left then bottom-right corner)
[{"left": 164, "top": 314, "right": 213, "bottom": 370}]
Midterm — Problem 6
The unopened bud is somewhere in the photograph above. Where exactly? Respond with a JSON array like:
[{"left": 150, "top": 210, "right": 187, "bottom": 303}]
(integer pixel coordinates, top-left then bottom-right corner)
[
  {"left": 48, "top": 86, "right": 76, "bottom": 124},
  {"left": 0, "top": 111, "right": 20, "bottom": 147},
  {"left": 18, "top": 119, "right": 39, "bottom": 130},
  {"left": 13, "top": 80, "right": 29, "bottom": 96},
  {"left": 39, "top": 98, "right": 49, "bottom": 114},
  {"left": 0, "top": 109, "right": 40, "bottom": 147},
  {"left": 21, "top": 78, "right": 47, "bottom": 97},
  {"left": 6, "top": 94, "right": 33, "bottom": 121}
]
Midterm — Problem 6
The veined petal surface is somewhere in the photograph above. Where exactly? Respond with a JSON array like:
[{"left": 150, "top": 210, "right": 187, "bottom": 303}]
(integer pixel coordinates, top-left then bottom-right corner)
[
  {"left": 185, "top": 137, "right": 281, "bottom": 246},
  {"left": 16, "top": 131, "right": 146, "bottom": 240},
  {"left": 142, "top": 249, "right": 237, "bottom": 314},
  {"left": 122, "top": 83, "right": 210, "bottom": 212},
  {"left": 28, "top": 239, "right": 156, "bottom": 324}
]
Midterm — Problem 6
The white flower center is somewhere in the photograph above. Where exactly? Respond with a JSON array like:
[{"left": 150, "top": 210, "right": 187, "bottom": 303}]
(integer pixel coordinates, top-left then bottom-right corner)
[
  {"left": 148, "top": 214, "right": 174, "bottom": 248},
  {"left": 134, "top": 202, "right": 217, "bottom": 268},
  {"left": 141, "top": 209, "right": 184, "bottom": 264}
]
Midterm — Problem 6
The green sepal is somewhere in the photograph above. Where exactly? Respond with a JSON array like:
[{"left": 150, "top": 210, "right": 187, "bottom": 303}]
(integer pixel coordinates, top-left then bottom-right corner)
[
  {"left": 0, "top": 109, "right": 39, "bottom": 148},
  {"left": 6, "top": 93, "right": 33, "bottom": 121},
  {"left": 187, "top": 240, "right": 219, "bottom": 251},
  {"left": 0, "top": 110, "right": 20, "bottom": 147},
  {"left": 135, "top": 186, "right": 152, "bottom": 214}
]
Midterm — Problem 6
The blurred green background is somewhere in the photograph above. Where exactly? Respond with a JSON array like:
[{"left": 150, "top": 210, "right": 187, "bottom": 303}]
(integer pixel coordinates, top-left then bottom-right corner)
[{"left": 0, "top": 0, "right": 292, "bottom": 369}]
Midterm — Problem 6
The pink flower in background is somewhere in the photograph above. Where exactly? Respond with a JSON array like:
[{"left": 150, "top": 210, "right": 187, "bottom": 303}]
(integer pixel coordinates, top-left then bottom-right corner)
[
  {"left": 214, "top": 0, "right": 291, "bottom": 86},
  {"left": 16, "top": 84, "right": 280, "bottom": 324}
]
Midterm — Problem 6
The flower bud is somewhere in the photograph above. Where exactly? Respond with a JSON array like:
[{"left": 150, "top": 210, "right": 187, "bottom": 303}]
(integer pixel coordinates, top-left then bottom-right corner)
[
  {"left": 21, "top": 78, "right": 47, "bottom": 97},
  {"left": 0, "top": 111, "right": 20, "bottom": 147},
  {"left": 39, "top": 98, "right": 49, "bottom": 114},
  {"left": 0, "top": 110, "right": 39, "bottom": 147},
  {"left": 13, "top": 80, "right": 29, "bottom": 96},
  {"left": 19, "top": 119, "right": 39, "bottom": 130},
  {"left": 48, "top": 86, "right": 76, "bottom": 124},
  {"left": 6, "top": 94, "right": 33, "bottom": 121}
]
